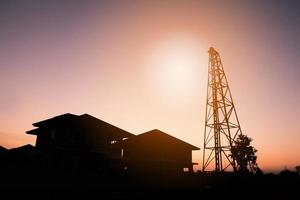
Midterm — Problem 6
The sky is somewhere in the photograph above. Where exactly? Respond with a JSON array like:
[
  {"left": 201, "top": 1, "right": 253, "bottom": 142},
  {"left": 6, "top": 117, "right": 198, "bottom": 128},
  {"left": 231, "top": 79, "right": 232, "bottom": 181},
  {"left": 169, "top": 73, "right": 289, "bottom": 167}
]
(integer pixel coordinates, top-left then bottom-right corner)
[{"left": 0, "top": 0, "right": 299, "bottom": 173}]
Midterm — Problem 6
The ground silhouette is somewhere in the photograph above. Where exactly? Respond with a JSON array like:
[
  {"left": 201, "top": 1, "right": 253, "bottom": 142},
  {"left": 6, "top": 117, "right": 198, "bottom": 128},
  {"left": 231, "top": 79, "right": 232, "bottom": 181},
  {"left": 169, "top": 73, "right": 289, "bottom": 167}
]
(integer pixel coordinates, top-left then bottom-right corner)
[
  {"left": 0, "top": 144, "right": 299, "bottom": 200},
  {"left": 1, "top": 113, "right": 299, "bottom": 199}
]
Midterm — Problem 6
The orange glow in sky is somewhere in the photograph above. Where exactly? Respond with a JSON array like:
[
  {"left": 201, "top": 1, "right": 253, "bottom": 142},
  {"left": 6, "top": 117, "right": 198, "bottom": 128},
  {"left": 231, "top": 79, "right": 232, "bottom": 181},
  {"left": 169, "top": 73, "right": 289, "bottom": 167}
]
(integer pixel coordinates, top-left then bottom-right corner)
[{"left": 0, "top": 1, "right": 299, "bottom": 173}]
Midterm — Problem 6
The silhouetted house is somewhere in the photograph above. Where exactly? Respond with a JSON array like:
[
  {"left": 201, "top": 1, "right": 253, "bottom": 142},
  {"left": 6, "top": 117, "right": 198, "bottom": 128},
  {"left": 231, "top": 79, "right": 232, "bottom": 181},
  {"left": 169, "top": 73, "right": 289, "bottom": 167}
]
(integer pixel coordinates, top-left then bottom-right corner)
[
  {"left": 26, "top": 113, "right": 134, "bottom": 171},
  {"left": 1, "top": 145, "right": 39, "bottom": 170},
  {"left": 0, "top": 146, "right": 7, "bottom": 154},
  {"left": 25, "top": 114, "right": 199, "bottom": 174},
  {"left": 122, "top": 129, "right": 199, "bottom": 173},
  {"left": 0, "top": 146, "right": 8, "bottom": 163}
]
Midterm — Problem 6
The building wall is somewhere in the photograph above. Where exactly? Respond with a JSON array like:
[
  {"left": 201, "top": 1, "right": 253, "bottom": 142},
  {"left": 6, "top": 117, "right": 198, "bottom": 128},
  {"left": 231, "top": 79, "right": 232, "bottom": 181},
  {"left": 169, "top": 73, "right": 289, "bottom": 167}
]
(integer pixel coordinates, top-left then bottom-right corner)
[
  {"left": 123, "top": 137, "right": 193, "bottom": 172},
  {"left": 35, "top": 126, "right": 126, "bottom": 161},
  {"left": 35, "top": 127, "right": 83, "bottom": 151}
]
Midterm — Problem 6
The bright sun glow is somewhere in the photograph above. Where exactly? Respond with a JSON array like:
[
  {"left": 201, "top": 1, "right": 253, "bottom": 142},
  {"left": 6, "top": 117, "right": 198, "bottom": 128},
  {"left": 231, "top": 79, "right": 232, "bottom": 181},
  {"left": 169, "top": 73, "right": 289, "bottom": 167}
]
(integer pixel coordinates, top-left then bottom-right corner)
[{"left": 146, "top": 36, "right": 206, "bottom": 99}]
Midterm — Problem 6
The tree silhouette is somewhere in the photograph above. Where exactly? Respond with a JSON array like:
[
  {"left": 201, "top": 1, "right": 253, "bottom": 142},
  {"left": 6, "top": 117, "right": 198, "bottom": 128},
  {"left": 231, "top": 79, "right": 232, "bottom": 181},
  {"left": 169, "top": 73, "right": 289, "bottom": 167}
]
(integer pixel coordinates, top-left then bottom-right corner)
[{"left": 231, "top": 134, "right": 260, "bottom": 174}]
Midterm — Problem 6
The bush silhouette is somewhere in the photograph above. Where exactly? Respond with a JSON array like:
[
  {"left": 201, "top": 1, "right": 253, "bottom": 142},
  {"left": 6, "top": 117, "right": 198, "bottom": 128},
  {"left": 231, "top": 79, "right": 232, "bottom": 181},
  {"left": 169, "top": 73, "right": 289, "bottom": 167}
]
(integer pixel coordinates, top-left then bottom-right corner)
[{"left": 230, "top": 134, "right": 260, "bottom": 174}]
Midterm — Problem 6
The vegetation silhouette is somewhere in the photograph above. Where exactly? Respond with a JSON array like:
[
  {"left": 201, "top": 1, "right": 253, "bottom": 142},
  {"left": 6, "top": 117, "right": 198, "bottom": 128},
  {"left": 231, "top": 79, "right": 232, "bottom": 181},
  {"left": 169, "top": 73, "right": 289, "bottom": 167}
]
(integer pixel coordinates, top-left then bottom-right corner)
[{"left": 230, "top": 134, "right": 261, "bottom": 174}]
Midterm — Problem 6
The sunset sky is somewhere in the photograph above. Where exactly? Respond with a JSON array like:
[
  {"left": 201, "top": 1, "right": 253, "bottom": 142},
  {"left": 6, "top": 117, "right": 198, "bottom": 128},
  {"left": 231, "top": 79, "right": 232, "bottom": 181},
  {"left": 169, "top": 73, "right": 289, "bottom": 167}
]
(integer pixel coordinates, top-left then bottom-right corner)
[{"left": 0, "top": 0, "right": 299, "bottom": 172}]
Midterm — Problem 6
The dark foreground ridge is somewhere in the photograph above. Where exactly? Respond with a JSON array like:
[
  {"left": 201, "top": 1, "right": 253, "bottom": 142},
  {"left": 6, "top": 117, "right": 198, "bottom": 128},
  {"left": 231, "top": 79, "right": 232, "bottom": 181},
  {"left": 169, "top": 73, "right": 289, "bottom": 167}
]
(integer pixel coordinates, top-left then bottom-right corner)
[
  {"left": 1, "top": 154, "right": 299, "bottom": 200},
  {"left": 1, "top": 113, "right": 299, "bottom": 199}
]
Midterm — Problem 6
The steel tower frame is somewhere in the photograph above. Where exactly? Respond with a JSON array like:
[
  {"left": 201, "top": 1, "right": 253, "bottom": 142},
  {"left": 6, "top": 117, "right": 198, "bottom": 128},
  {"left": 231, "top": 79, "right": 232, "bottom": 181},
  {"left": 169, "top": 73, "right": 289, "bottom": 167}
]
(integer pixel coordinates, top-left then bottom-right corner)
[{"left": 202, "top": 47, "right": 242, "bottom": 172}]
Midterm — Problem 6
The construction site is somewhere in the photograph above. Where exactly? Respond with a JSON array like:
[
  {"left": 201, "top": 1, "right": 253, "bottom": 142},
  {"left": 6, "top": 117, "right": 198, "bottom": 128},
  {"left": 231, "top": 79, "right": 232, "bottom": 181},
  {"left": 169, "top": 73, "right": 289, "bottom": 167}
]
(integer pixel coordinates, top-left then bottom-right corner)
[
  {"left": 1, "top": 0, "right": 300, "bottom": 199},
  {"left": 0, "top": 47, "right": 299, "bottom": 200}
]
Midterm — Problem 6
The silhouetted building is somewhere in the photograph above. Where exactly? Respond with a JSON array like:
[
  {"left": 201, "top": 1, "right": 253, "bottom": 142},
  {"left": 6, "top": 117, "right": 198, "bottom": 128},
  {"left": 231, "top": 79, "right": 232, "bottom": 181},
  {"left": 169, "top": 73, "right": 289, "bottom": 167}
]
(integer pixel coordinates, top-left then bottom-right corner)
[
  {"left": 26, "top": 113, "right": 200, "bottom": 174},
  {"left": 0, "top": 146, "right": 7, "bottom": 154},
  {"left": 26, "top": 113, "right": 134, "bottom": 171},
  {"left": 0, "top": 144, "right": 41, "bottom": 171},
  {"left": 0, "top": 146, "right": 8, "bottom": 162},
  {"left": 122, "top": 129, "right": 199, "bottom": 173}
]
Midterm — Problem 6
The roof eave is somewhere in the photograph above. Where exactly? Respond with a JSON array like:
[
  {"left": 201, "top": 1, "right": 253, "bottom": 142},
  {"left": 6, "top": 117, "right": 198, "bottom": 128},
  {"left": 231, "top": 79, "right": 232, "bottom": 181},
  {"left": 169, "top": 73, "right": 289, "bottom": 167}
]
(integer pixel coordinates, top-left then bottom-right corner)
[{"left": 26, "top": 128, "right": 40, "bottom": 135}]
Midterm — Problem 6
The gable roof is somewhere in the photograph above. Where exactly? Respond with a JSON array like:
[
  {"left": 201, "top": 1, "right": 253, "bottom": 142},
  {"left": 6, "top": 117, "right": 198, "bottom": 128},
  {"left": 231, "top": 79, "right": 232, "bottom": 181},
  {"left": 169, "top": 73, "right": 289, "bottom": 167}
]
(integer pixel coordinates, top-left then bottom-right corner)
[
  {"left": 0, "top": 146, "right": 7, "bottom": 154},
  {"left": 32, "top": 113, "right": 77, "bottom": 127},
  {"left": 77, "top": 114, "right": 134, "bottom": 138},
  {"left": 27, "top": 113, "right": 134, "bottom": 138},
  {"left": 9, "top": 144, "right": 35, "bottom": 153},
  {"left": 126, "top": 129, "right": 199, "bottom": 150}
]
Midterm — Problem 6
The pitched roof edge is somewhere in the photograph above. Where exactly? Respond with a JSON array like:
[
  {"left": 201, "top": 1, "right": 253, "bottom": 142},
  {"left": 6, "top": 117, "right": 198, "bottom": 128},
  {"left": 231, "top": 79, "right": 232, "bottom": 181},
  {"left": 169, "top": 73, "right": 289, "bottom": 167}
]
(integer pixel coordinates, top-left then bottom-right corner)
[
  {"left": 79, "top": 114, "right": 136, "bottom": 137},
  {"left": 32, "top": 113, "right": 78, "bottom": 127},
  {"left": 136, "top": 129, "right": 200, "bottom": 150},
  {"left": 26, "top": 128, "right": 40, "bottom": 135}
]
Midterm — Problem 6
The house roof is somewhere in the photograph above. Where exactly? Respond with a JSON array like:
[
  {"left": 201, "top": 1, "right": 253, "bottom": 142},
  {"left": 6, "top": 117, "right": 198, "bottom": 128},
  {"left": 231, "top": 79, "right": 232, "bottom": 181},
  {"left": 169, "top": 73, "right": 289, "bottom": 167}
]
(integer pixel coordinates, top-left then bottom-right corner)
[
  {"left": 125, "top": 129, "right": 199, "bottom": 150},
  {"left": 9, "top": 144, "right": 35, "bottom": 153},
  {"left": 0, "top": 146, "right": 7, "bottom": 154},
  {"left": 26, "top": 128, "right": 40, "bottom": 135},
  {"left": 32, "top": 113, "right": 77, "bottom": 127},
  {"left": 77, "top": 114, "right": 134, "bottom": 138},
  {"left": 27, "top": 113, "right": 134, "bottom": 138}
]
